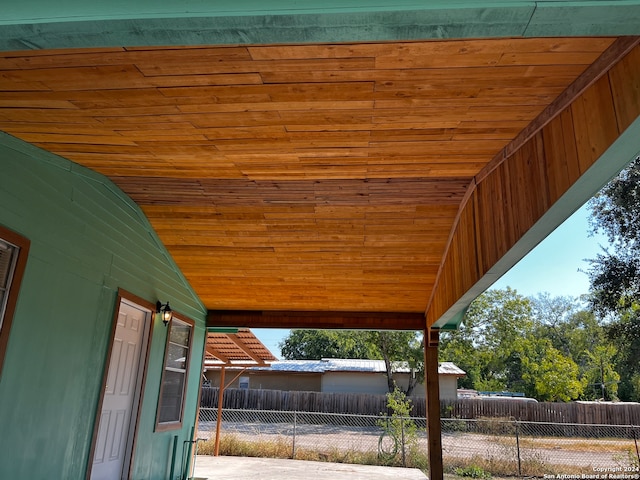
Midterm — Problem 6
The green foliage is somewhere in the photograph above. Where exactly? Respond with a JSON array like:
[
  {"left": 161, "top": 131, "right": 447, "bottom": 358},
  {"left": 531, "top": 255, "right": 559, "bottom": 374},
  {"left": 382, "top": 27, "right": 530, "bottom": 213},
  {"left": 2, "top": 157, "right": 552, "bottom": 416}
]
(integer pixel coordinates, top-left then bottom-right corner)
[
  {"left": 454, "top": 465, "right": 492, "bottom": 478},
  {"left": 588, "top": 156, "right": 640, "bottom": 250},
  {"left": 437, "top": 328, "right": 478, "bottom": 390},
  {"left": 583, "top": 344, "right": 620, "bottom": 400},
  {"left": 440, "top": 288, "right": 536, "bottom": 393},
  {"left": 279, "top": 330, "right": 378, "bottom": 360},
  {"left": 473, "top": 376, "right": 507, "bottom": 393},
  {"left": 604, "top": 311, "right": 640, "bottom": 400},
  {"left": 377, "top": 388, "right": 418, "bottom": 466},
  {"left": 518, "top": 337, "right": 585, "bottom": 402},
  {"left": 439, "top": 288, "right": 622, "bottom": 401},
  {"left": 280, "top": 329, "right": 424, "bottom": 395},
  {"left": 385, "top": 387, "right": 414, "bottom": 418},
  {"left": 437, "top": 165, "right": 640, "bottom": 402},
  {"left": 586, "top": 156, "right": 640, "bottom": 401}
]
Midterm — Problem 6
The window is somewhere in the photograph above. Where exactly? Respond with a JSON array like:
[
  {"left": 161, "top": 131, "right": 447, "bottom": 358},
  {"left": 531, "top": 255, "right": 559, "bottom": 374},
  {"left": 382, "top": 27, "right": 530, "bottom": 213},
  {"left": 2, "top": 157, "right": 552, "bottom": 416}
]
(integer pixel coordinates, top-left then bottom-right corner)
[
  {"left": 156, "top": 316, "right": 193, "bottom": 430},
  {"left": 0, "top": 240, "right": 18, "bottom": 324},
  {"left": 0, "top": 226, "right": 30, "bottom": 376},
  {"left": 239, "top": 376, "right": 249, "bottom": 389}
]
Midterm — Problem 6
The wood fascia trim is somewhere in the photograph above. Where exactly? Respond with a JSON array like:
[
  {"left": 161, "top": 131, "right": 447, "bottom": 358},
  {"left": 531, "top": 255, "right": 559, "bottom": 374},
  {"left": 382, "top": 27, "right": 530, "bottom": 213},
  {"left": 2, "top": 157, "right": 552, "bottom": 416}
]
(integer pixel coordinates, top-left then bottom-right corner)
[{"left": 207, "top": 310, "right": 426, "bottom": 331}]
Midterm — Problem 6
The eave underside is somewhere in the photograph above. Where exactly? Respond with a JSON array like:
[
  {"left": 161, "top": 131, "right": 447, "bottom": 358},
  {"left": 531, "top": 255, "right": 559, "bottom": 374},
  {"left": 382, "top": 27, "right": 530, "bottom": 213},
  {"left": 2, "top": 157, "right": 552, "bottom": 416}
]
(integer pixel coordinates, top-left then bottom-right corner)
[{"left": 1, "top": 2, "right": 639, "bottom": 331}]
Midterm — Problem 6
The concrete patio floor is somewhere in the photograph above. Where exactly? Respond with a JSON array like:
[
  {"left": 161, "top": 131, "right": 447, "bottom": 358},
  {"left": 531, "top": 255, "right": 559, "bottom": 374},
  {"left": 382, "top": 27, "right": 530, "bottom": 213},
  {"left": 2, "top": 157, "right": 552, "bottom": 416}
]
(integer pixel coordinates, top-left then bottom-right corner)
[{"left": 192, "top": 455, "right": 428, "bottom": 480}]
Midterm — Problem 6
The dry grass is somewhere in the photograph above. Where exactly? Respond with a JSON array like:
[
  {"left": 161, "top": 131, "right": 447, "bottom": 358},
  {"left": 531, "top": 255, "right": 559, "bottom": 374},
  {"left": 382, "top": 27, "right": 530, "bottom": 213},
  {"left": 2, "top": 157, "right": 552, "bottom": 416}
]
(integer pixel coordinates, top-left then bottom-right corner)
[
  {"left": 444, "top": 454, "right": 530, "bottom": 478},
  {"left": 519, "top": 436, "right": 636, "bottom": 453},
  {"left": 197, "top": 434, "right": 429, "bottom": 472},
  {"left": 197, "top": 434, "right": 639, "bottom": 478}
]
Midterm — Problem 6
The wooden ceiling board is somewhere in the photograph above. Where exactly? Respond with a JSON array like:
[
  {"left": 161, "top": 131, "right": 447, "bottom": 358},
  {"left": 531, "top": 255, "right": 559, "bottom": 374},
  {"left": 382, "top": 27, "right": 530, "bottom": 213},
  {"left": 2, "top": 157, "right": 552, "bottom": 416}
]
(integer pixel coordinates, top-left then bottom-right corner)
[{"left": 0, "top": 37, "right": 620, "bottom": 319}]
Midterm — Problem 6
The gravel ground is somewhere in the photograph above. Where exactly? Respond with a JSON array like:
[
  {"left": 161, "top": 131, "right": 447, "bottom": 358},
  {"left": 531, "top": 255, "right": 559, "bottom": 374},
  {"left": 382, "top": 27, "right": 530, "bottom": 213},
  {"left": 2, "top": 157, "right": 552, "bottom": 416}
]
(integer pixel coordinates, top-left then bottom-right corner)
[{"left": 198, "top": 420, "right": 629, "bottom": 469}]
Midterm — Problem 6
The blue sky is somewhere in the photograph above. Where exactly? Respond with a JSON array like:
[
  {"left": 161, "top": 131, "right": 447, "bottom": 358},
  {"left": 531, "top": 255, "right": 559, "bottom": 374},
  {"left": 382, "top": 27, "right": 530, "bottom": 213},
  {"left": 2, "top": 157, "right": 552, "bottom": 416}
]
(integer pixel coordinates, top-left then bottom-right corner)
[
  {"left": 491, "top": 202, "right": 607, "bottom": 298},
  {"left": 253, "top": 202, "right": 609, "bottom": 358}
]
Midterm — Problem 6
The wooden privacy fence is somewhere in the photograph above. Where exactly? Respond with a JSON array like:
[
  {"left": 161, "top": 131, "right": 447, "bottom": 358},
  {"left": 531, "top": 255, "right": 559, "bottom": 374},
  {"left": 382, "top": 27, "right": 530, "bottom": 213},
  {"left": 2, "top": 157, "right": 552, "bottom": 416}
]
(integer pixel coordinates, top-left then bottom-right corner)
[
  {"left": 201, "top": 387, "right": 394, "bottom": 416},
  {"left": 201, "top": 387, "right": 640, "bottom": 425},
  {"left": 442, "top": 398, "right": 640, "bottom": 425}
]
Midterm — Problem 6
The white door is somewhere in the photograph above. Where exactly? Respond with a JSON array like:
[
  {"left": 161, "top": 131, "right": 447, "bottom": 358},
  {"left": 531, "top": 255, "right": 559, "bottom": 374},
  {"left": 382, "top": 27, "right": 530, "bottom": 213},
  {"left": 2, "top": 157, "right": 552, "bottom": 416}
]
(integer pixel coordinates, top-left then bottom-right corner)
[{"left": 91, "top": 300, "right": 150, "bottom": 480}]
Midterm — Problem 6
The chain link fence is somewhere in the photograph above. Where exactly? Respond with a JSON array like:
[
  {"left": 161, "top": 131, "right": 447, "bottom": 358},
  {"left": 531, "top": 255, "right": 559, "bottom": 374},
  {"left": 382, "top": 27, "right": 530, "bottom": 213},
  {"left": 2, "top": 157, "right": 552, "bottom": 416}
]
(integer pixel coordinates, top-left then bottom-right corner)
[
  {"left": 198, "top": 407, "right": 640, "bottom": 477},
  {"left": 441, "top": 418, "right": 640, "bottom": 477}
]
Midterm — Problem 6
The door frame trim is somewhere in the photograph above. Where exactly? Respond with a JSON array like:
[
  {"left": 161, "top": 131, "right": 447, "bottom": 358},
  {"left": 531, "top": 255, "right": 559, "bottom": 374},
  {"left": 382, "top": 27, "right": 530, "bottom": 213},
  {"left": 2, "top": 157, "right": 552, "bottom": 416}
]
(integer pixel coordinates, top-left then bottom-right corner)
[{"left": 86, "top": 289, "right": 155, "bottom": 480}]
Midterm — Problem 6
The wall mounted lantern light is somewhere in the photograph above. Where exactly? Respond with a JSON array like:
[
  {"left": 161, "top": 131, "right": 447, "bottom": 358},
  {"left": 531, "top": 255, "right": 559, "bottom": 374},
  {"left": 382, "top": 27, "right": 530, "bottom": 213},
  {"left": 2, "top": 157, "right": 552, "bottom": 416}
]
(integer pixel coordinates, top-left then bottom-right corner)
[{"left": 156, "top": 301, "right": 173, "bottom": 326}]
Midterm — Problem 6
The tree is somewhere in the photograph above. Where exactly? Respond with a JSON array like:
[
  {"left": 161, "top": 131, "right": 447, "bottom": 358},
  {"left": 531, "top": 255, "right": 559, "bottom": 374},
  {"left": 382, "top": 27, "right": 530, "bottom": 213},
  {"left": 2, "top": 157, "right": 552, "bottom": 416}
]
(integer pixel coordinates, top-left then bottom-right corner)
[
  {"left": 440, "top": 288, "right": 534, "bottom": 392},
  {"left": 530, "top": 296, "right": 619, "bottom": 400},
  {"left": 438, "top": 325, "right": 479, "bottom": 390},
  {"left": 587, "top": 156, "right": 640, "bottom": 313},
  {"left": 279, "top": 329, "right": 424, "bottom": 395},
  {"left": 440, "top": 288, "right": 587, "bottom": 401},
  {"left": 604, "top": 311, "right": 640, "bottom": 400},
  {"left": 279, "top": 329, "right": 378, "bottom": 360},
  {"left": 369, "top": 331, "right": 424, "bottom": 396},
  {"left": 517, "top": 336, "right": 585, "bottom": 401},
  {"left": 530, "top": 293, "right": 582, "bottom": 356},
  {"left": 587, "top": 155, "right": 640, "bottom": 401},
  {"left": 583, "top": 344, "right": 620, "bottom": 400}
]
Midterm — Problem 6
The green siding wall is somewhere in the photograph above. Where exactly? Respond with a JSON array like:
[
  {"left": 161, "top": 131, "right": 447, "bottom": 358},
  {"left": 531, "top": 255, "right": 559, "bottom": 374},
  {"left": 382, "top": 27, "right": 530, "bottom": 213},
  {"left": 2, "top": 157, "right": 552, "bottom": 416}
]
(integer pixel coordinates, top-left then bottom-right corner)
[{"left": 0, "top": 132, "right": 207, "bottom": 480}]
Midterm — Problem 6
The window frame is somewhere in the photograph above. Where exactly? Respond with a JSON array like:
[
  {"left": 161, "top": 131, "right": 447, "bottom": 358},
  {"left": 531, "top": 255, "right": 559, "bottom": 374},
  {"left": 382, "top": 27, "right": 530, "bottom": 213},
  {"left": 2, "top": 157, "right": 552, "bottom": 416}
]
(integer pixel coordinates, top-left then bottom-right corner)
[
  {"left": 155, "top": 314, "right": 194, "bottom": 431},
  {"left": 0, "top": 225, "right": 30, "bottom": 377}
]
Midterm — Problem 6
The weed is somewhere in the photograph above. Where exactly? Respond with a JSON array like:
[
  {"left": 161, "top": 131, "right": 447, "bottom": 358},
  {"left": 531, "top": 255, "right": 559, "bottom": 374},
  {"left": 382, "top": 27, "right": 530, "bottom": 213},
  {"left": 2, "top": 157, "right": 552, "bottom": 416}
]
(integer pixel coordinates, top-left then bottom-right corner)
[
  {"left": 196, "top": 434, "right": 430, "bottom": 474},
  {"left": 475, "top": 417, "right": 515, "bottom": 436},
  {"left": 377, "top": 388, "right": 419, "bottom": 467},
  {"left": 454, "top": 465, "right": 492, "bottom": 478}
]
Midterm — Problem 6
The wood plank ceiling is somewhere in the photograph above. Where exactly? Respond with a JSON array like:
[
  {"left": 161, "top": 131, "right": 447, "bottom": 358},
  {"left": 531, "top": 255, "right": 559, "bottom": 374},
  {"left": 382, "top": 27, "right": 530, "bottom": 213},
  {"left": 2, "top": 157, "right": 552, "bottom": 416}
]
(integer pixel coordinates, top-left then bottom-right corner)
[{"left": 0, "top": 37, "right": 618, "bottom": 321}]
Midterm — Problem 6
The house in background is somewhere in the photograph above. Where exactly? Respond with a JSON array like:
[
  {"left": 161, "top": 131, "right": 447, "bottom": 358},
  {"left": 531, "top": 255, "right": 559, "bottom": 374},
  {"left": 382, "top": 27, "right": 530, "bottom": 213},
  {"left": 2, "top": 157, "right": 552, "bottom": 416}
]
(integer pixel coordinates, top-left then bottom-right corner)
[{"left": 204, "top": 359, "right": 465, "bottom": 401}]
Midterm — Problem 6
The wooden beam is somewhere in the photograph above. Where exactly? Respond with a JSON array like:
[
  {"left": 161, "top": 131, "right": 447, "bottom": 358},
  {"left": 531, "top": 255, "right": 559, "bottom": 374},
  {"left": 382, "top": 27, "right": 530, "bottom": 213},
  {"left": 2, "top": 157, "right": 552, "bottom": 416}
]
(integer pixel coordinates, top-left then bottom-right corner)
[
  {"left": 226, "top": 334, "right": 266, "bottom": 365},
  {"left": 207, "top": 310, "right": 426, "bottom": 330},
  {"left": 223, "top": 368, "right": 249, "bottom": 390},
  {"left": 205, "top": 363, "right": 265, "bottom": 369},
  {"left": 205, "top": 346, "right": 230, "bottom": 364},
  {"left": 424, "top": 328, "right": 443, "bottom": 480}
]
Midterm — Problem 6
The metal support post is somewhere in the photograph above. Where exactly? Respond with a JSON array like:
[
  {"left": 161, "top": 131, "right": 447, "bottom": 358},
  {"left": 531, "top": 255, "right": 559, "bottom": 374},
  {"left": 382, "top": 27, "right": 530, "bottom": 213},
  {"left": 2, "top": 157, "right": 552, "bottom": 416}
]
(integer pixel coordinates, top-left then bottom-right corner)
[{"left": 214, "top": 366, "right": 226, "bottom": 456}]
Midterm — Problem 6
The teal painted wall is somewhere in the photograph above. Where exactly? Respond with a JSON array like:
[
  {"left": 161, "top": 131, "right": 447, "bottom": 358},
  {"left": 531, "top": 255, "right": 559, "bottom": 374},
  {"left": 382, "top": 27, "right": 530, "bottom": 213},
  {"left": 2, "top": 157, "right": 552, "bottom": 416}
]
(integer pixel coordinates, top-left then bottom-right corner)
[
  {"left": 1, "top": 0, "right": 640, "bottom": 50},
  {"left": 0, "top": 133, "right": 207, "bottom": 480}
]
